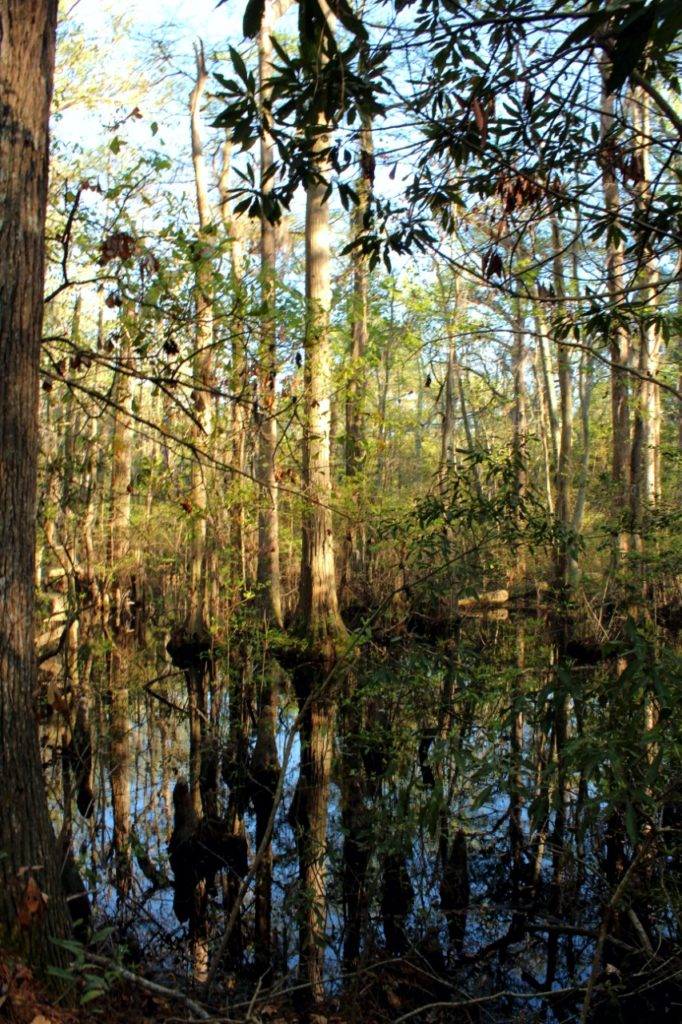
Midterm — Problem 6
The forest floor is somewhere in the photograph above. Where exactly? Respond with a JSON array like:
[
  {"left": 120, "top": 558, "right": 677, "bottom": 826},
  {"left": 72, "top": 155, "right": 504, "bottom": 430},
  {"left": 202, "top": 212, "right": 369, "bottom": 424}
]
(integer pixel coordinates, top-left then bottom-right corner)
[{"left": 0, "top": 952, "right": 347, "bottom": 1024}]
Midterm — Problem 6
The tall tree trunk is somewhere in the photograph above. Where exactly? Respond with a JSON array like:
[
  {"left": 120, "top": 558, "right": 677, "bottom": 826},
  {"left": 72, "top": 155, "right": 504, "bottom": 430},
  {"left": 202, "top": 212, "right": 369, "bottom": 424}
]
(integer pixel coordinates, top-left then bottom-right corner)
[
  {"left": 439, "top": 327, "right": 458, "bottom": 490},
  {"left": 186, "top": 41, "right": 214, "bottom": 638},
  {"left": 600, "top": 65, "right": 631, "bottom": 556},
  {"left": 218, "top": 141, "right": 249, "bottom": 592},
  {"left": 108, "top": 315, "right": 134, "bottom": 900},
  {"left": 511, "top": 299, "right": 528, "bottom": 580},
  {"left": 341, "top": 112, "right": 373, "bottom": 606},
  {"left": 256, "top": 2, "right": 289, "bottom": 628},
  {"left": 629, "top": 87, "right": 662, "bottom": 555},
  {"left": 452, "top": 324, "right": 484, "bottom": 502},
  {"left": 292, "top": 16, "right": 347, "bottom": 1006},
  {"left": 296, "top": 96, "right": 345, "bottom": 649},
  {"left": 0, "top": 0, "right": 70, "bottom": 967},
  {"left": 534, "top": 306, "right": 560, "bottom": 471},
  {"left": 181, "top": 42, "right": 219, "bottom": 829},
  {"left": 551, "top": 216, "right": 573, "bottom": 587},
  {"left": 570, "top": 350, "right": 594, "bottom": 580},
  {"left": 532, "top": 331, "right": 555, "bottom": 514}
]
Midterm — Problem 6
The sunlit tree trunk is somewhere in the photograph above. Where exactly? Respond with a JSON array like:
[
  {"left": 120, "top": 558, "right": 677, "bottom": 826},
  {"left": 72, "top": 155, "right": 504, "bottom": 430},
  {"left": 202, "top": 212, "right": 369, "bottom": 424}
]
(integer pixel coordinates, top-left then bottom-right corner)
[
  {"left": 218, "top": 141, "right": 249, "bottom": 591},
  {"left": 570, "top": 350, "right": 594, "bottom": 577},
  {"left": 107, "top": 313, "right": 134, "bottom": 900},
  {"left": 82, "top": 305, "right": 105, "bottom": 617},
  {"left": 511, "top": 298, "right": 528, "bottom": 580},
  {"left": 292, "top": 16, "right": 347, "bottom": 1005},
  {"left": 453, "top": 339, "right": 484, "bottom": 502},
  {"left": 439, "top": 326, "right": 458, "bottom": 489},
  {"left": 186, "top": 42, "right": 214, "bottom": 637},
  {"left": 172, "top": 44, "right": 220, "bottom": 833},
  {"left": 256, "top": 1, "right": 290, "bottom": 628},
  {"left": 532, "top": 332, "right": 555, "bottom": 514},
  {"left": 341, "top": 112, "right": 373, "bottom": 606},
  {"left": 296, "top": 74, "right": 345, "bottom": 652},
  {"left": 0, "top": 0, "right": 70, "bottom": 967},
  {"left": 534, "top": 306, "right": 560, "bottom": 471}
]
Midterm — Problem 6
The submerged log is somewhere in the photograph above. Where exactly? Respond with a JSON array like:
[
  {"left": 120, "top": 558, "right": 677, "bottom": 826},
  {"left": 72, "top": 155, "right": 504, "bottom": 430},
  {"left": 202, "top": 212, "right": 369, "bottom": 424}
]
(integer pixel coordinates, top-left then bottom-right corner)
[{"left": 457, "top": 589, "right": 509, "bottom": 609}]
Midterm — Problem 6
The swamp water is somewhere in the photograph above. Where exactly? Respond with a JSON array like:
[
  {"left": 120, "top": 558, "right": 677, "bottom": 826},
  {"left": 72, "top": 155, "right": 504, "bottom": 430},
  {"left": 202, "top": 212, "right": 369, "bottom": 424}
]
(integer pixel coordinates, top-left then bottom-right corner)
[{"left": 42, "top": 615, "right": 682, "bottom": 1022}]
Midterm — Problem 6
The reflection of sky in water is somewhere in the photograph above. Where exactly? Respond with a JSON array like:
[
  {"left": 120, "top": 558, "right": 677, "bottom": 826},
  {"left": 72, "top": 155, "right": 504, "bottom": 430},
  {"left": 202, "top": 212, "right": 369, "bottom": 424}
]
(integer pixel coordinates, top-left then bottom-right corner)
[{"left": 46, "top": 634, "right": 612, "bottom": 997}]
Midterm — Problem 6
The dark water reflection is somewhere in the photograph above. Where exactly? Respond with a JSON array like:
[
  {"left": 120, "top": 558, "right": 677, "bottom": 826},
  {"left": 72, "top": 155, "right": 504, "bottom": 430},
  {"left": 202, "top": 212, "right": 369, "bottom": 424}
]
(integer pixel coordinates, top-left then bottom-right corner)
[{"left": 43, "top": 615, "right": 681, "bottom": 1020}]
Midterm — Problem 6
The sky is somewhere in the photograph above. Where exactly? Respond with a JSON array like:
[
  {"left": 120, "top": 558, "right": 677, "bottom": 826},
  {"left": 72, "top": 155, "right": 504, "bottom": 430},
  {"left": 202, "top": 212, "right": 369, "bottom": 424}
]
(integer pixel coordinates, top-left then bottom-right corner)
[
  {"left": 67, "top": 0, "right": 242, "bottom": 44},
  {"left": 54, "top": 0, "right": 252, "bottom": 188},
  {"left": 53, "top": 0, "right": 428, "bottom": 303}
]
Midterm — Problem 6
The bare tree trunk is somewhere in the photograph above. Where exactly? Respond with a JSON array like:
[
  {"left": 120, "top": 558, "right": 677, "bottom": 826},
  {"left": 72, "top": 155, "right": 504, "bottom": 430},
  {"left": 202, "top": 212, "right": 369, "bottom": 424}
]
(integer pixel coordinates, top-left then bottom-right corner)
[
  {"left": 292, "top": 17, "right": 347, "bottom": 1006},
  {"left": 256, "top": 2, "right": 288, "bottom": 628},
  {"left": 341, "top": 112, "right": 373, "bottom": 606},
  {"left": 511, "top": 299, "right": 528, "bottom": 580},
  {"left": 629, "top": 87, "right": 662, "bottom": 555},
  {"left": 533, "top": 332, "right": 555, "bottom": 514},
  {"left": 534, "top": 306, "right": 561, "bottom": 471},
  {"left": 296, "top": 99, "right": 345, "bottom": 650},
  {"left": 0, "top": 0, "right": 70, "bottom": 967},
  {"left": 453, "top": 334, "right": 484, "bottom": 502},
  {"left": 570, "top": 350, "right": 594, "bottom": 581},
  {"left": 186, "top": 42, "right": 214, "bottom": 638},
  {"left": 551, "top": 216, "right": 573, "bottom": 587},
  {"left": 218, "top": 142, "right": 249, "bottom": 591},
  {"left": 108, "top": 313, "right": 134, "bottom": 901},
  {"left": 600, "top": 66, "right": 631, "bottom": 556},
  {"left": 440, "top": 328, "right": 458, "bottom": 489}
]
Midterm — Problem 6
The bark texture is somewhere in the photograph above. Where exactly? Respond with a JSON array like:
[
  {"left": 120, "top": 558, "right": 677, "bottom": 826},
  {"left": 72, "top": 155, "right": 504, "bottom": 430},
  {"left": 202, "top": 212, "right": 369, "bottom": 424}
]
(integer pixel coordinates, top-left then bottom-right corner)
[{"left": 0, "top": 0, "right": 70, "bottom": 967}]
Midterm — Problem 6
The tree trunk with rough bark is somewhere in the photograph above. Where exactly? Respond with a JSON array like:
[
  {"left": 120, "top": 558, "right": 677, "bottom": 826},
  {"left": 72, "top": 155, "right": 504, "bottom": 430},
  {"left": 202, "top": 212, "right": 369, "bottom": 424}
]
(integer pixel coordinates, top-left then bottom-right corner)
[
  {"left": 108, "top": 315, "right": 134, "bottom": 900},
  {"left": 291, "top": 15, "right": 347, "bottom": 1007},
  {"left": 0, "top": 0, "right": 70, "bottom": 968}
]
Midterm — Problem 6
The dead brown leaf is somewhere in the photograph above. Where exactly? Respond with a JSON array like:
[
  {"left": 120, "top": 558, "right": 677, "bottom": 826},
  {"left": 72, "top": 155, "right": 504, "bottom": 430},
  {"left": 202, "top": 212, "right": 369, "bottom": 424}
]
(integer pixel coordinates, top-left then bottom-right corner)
[{"left": 17, "top": 876, "right": 48, "bottom": 929}]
